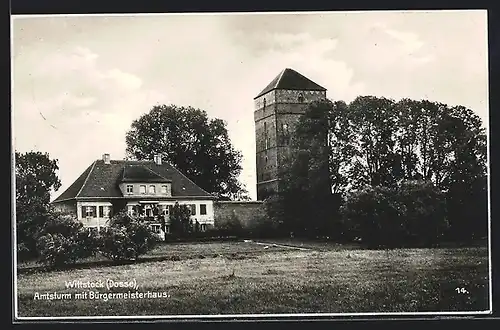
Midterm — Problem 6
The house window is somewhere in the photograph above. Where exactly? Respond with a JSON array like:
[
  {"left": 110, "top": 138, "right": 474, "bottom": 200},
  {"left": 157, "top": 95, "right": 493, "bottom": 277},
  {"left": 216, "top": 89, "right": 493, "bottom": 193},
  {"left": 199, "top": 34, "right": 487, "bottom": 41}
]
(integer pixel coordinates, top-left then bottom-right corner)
[
  {"left": 200, "top": 224, "right": 207, "bottom": 232},
  {"left": 168, "top": 205, "right": 173, "bottom": 215},
  {"left": 161, "top": 185, "right": 168, "bottom": 194},
  {"left": 105, "top": 206, "right": 111, "bottom": 218},
  {"left": 84, "top": 206, "right": 96, "bottom": 218},
  {"left": 165, "top": 225, "right": 170, "bottom": 234},
  {"left": 126, "top": 185, "right": 133, "bottom": 193},
  {"left": 190, "top": 204, "right": 196, "bottom": 215},
  {"left": 98, "top": 206, "right": 104, "bottom": 218},
  {"left": 140, "top": 185, "right": 146, "bottom": 194},
  {"left": 298, "top": 93, "right": 304, "bottom": 102},
  {"left": 149, "top": 185, "right": 156, "bottom": 194},
  {"left": 200, "top": 204, "right": 207, "bottom": 215},
  {"left": 150, "top": 224, "right": 161, "bottom": 234},
  {"left": 263, "top": 98, "right": 266, "bottom": 108}
]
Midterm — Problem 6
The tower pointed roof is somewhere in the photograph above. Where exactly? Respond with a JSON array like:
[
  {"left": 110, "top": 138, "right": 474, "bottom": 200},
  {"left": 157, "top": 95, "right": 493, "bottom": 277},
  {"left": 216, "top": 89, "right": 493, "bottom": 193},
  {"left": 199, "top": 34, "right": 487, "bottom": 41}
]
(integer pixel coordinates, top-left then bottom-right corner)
[{"left": 254, "top": 68, "right": 327, "bottom": 99}]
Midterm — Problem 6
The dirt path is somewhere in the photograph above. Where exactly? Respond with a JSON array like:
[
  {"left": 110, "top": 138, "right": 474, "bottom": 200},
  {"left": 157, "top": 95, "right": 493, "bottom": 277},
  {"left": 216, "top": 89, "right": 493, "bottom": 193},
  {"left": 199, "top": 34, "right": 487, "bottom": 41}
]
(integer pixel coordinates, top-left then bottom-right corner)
[{"left": 244, "top": 239, "right": 312, "bottom": 251}]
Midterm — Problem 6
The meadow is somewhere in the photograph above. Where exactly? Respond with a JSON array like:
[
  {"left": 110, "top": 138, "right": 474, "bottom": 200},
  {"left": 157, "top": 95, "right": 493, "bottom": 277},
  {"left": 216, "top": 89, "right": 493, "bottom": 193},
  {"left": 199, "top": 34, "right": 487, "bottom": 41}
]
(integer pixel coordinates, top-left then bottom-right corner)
[{"left": 16, "top": 240, "right": 490, "bottom": 318}]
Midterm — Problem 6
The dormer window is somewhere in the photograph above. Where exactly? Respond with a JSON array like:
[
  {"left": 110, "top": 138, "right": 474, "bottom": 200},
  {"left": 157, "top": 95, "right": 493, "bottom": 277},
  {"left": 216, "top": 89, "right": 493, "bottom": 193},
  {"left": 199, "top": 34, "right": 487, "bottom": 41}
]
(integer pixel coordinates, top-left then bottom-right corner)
[
  {"left": 149, "top": 185, "right": 156, "bottom": 194},
  {"left": 161, "top": 185, "right": 168, "bottom": 194},
  {"left": 126, "top": 185, "right": 133, "bottom": 194},
  {"left": 139, "top": 185, "right": 146, "bottom": 194}
]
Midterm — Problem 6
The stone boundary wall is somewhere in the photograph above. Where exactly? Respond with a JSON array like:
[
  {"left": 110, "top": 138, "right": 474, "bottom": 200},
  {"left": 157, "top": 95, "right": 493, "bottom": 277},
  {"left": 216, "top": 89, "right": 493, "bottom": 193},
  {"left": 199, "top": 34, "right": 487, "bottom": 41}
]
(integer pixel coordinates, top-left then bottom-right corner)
[{"left": 213, "top": 201, "right": 266, "bottom": 228}]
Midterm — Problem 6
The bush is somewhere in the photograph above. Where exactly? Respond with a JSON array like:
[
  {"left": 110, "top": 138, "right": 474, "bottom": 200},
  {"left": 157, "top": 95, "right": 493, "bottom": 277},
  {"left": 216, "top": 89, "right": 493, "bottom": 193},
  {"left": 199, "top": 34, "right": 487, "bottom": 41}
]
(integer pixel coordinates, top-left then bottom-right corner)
[
  {"left": 36, "top": 212, "right": 99, "bottom": 267},
  {"left": 17, "top": 242, "right": 32, "bottom": 261},
  {"left": 340, "top": 180, "right": 448, "bottom": 248},
  {"left": 99, "top": 211, "right": 158, "bottom": 261},
  {"left": 247, "top": 214, "right": 280, "bottom": 238},
  {"left": 214, "top": 212, "right": 245, "bottom": 237},
  {"left": 169, "top": 203, "right": 194, "bottom": 237}
]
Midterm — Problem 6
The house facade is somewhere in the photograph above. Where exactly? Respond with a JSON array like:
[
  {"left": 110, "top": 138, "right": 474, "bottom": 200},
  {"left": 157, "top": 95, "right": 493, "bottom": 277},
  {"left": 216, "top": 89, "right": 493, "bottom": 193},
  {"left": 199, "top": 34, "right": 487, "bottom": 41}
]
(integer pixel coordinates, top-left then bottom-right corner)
[{"left": 51, "top": 153, "right": 216, "bottom": 238}]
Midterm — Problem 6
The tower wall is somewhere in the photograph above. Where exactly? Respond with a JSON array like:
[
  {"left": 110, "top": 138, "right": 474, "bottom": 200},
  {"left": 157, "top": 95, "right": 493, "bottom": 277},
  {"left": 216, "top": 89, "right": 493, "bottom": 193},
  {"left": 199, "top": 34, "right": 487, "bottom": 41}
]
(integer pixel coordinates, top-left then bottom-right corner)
[{"left": 254, "top": 88, "right": 327, "bottom": 200}]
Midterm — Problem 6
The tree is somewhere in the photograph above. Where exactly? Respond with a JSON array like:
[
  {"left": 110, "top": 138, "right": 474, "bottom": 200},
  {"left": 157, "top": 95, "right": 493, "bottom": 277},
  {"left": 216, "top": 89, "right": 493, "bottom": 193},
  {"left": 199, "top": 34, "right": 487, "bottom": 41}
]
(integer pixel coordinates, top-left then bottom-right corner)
[
  {"left": 327, "top": 100, "right": 357, "bottom": 195},
  {"left": 169, "top": 202, "right": 193, "bottom": 237},
  {"left": 36, "top": 212, "right": 99, "bottom": 267},
  {"left": 277, "top": 100, "right": 337, "bottom": 238},
  {"left": 441, "top": 105, "right": 487, "bottom": 240},
  {"left": 125, "top": 105, "right": 247, "bottom": 200},
  {"left": 392, "top": 100, "right": 487, "bottom": 240},
  {"left": 277, "top": 96, "right": 487, "bottom": 243},
  {"left": 347, "top": 96, "right": 401, "bottom": 188},
  {"left": 340, "top": 180, "right": 448, "bottom": 248},
  {"left": 99, "top": 211, "right": 158, "bottom": 261},
  {"left": 15, "top": 151, "right": 62, "bottom": 259}
]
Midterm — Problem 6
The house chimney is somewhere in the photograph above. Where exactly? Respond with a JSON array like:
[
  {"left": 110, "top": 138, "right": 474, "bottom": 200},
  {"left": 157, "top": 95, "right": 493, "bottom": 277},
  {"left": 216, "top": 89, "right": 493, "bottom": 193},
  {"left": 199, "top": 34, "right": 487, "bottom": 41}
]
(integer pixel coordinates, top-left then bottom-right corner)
[
  {"left": 103, "top": 153, "right": 111, "bottom": 164},
  {"left": 154, "top": 154, "right": 162, "bottom": 165}
]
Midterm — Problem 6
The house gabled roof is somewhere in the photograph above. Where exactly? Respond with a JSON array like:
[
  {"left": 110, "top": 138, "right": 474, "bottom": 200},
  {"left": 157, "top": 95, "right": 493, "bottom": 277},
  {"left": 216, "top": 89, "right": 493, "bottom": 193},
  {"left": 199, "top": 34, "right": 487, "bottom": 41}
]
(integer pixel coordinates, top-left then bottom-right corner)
[
  {"left": 254, "top": 68, "right": 327, "bottom": 99},
  {"left": 52, "top": 159, "right": 214, "bottom": 202}
]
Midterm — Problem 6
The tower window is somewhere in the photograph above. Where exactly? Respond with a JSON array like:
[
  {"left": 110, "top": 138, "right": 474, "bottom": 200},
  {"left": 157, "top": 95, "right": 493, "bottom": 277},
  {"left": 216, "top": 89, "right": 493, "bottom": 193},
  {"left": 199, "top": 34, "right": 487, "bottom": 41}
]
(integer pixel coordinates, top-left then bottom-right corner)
[
  {"left": 282, "top": 123, "right": 290, "bottom": 145},
  {"left": 298, "top": 93, "right": 304, "bottom": 102},
  {"left": 263, "top": 98, "right": 266, "bottom": 108},
  {"left": 264, "top": 122, "right": 269, "bottom": 149}
]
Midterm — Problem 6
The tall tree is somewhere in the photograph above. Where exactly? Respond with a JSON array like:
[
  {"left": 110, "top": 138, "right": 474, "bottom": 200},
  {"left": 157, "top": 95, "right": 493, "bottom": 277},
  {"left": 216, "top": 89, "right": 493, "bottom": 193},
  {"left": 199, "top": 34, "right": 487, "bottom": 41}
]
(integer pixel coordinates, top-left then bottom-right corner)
[
  {"left": 442, "top": 105, "right": 488, "bottom": 240},
  {"left": 15, "top": 151, "right": 62, "bottom": 258},
  {"left": 347, "top": 96, "right": 401, "bottom": 188},
  {"left": 327, "top": 100, "right": 357, "bottom": 195},
  {"left": 125, "top": 104, "right": 247, "bottom": 200},
  {"left": 279, "top": 100, "right": 335, "bottom": 237}
]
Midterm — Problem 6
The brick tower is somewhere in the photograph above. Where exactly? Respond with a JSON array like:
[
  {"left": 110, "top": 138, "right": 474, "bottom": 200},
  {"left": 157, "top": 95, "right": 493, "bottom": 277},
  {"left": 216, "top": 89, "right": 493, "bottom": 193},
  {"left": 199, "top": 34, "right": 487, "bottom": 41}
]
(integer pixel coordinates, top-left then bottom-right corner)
[{"left": 254, "top": 68, "right": 327, "bottom": 200}]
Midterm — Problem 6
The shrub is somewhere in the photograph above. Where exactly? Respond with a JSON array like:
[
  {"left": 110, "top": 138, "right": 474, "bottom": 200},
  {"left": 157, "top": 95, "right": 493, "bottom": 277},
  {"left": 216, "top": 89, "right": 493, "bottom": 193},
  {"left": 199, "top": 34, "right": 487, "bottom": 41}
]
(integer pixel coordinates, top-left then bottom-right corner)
[
  {"left": 247, "top": 214, "right": 280, "bottom": 238},
  {"left": 214, "top": 212, "right": 245, "bottom": 237},
  {"left": 35, "top": 212, "right": 99, "bottom": 267},
  {"left": 340, "top": 180, "right": 448, "bottom": 248},
  {"left": 99, "top": 211, "right": 158, "bottom": 261},
  {"left": 169, "top": 203, "right": 194, "bottom": 237}
]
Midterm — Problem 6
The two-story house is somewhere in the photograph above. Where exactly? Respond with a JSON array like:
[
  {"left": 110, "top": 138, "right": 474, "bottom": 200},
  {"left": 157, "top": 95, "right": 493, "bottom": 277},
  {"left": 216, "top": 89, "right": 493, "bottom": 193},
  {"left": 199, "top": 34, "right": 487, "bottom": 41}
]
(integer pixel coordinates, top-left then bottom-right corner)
[{"left": 51, "top": 153, "right": 216, "bottom": 237}]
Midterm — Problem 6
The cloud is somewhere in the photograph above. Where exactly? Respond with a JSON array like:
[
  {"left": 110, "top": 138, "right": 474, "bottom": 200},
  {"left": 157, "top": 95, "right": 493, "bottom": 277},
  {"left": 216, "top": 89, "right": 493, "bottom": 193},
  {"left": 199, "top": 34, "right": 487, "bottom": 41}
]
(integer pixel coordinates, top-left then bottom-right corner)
[
  {"left": 12, "top": 13, "right": 488, "bottom": 202},
  {"left": 13, "top": 45, "right": 160, "bottom": 199},
  {"left": 384, "top": 28, "right": 425, "bottom": 53},
  {"left": 104, "top": 69, "right": 143, "bottom": 90}
]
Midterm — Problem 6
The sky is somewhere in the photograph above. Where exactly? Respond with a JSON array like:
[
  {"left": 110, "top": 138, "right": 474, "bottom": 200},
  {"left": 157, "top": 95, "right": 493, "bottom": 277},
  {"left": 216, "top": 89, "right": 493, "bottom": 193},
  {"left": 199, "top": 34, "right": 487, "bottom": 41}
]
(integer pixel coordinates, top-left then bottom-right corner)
[{"left": 11, "top": 10, "right": 489, "bottom": 201}]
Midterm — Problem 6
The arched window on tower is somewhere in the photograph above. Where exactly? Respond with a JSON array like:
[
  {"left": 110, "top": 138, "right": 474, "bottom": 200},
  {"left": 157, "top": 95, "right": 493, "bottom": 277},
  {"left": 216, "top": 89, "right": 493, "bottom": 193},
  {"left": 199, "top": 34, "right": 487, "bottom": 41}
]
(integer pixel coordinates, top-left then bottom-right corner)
[
  {"left": 263, "top": 97, "right": 266, "bottom": 108},
  {"left": 298, "top": 93, "right": 304, "bottom": 103}
]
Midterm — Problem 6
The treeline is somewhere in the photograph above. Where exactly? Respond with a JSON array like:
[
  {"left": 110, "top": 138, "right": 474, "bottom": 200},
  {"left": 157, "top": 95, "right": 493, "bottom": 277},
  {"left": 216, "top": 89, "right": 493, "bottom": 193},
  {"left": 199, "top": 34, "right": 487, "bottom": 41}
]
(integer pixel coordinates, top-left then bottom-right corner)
[{"left": 263, "top": 96, "right": 488, "bottom": 247}]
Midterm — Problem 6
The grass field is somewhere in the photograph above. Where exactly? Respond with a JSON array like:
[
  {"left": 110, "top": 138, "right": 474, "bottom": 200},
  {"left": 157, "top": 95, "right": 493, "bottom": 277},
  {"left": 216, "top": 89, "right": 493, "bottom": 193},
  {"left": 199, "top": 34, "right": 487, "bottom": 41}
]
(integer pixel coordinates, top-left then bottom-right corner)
[{"left": 16, "top": 240, "right": 490, "bottom": 318}]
